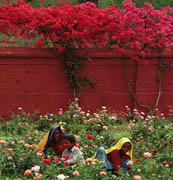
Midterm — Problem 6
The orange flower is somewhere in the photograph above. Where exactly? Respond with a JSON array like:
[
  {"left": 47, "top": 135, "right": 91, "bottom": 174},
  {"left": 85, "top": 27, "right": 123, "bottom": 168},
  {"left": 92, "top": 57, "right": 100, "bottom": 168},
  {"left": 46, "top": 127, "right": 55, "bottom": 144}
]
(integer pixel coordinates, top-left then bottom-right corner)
[
  {"left": 24, "top": 169, "right": 32, "bottom": 176},
  {"left": 7, "top": 156, "right": 13, "bottom": 160},
  {"left": 8, "top": 148, "right": 13, "bottom": 152},
  {"left": 86, "top": 158, "right": 93, "bottom": 163},
  {"left": 99, "top": 171, "right": 107, "bottom": 176},
  {"left": 73, "top": 170, "right": 80, "bottom": 176}
]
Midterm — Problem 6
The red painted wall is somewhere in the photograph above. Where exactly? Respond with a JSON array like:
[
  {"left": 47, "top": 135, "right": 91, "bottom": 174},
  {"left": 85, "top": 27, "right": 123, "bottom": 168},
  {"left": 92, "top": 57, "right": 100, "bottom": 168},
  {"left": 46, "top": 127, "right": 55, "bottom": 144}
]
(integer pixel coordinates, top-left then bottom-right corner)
[{"left": 0, "top": 47, "right": 172, "bottom": 120}]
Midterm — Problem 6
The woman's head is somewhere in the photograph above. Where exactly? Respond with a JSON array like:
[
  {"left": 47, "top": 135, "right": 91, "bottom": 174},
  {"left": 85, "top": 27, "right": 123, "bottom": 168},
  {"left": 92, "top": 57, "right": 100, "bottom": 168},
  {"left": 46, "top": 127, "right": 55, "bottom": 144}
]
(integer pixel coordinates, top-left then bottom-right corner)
[
  {"left": 64, "top": 135, "right": 76, "bottom": 150},
  {"left": 121, "top": 142, "right": 131, "bottom": 155},
  {"left": 53, "top": 129, "right": 61, "bottom": 142},
  {"left": 105, "top": 137, "right": 133, "bottom": 160},
  {"left": 50, "top": 126, "right": 65, "bottom": 142}
]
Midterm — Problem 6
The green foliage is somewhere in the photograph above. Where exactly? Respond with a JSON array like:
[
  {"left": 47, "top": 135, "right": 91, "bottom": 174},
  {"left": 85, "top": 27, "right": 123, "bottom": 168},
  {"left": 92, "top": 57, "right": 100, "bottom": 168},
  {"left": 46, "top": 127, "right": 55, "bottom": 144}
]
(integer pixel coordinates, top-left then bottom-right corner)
[{"left": 100, "top": 0, "right": 173, "bottom": 9}]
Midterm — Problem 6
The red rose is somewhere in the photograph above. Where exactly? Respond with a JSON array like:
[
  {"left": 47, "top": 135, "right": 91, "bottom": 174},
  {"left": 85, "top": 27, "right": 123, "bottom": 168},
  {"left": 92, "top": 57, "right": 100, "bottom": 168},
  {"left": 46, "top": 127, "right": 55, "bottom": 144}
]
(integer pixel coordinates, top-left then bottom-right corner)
[
  {"left": 136, "top": 159, "right": 140, "bottom": 162},
  {"left": 64, "top": 155, "right": 70, "bottom": 161},
  {"left": 43, "top": 159, "right": 51, "bottom": 164},
  {"left": 162, "top": 161, "right": 168, "bottom": 166},
  {"left": 87, "top": 135, "right": 93, "bottom": 140},
  {"left": 170, "top": 140, "right": 173, "bottom": 144},
  {"left": 112, "top": 138, "right": 117, "bottom": 142},
  {"left": 55, "top": 158, "right": 60, "bottom": 163},
  {"left": 64, "top": 162, "right": 69, "bottom": 166}
]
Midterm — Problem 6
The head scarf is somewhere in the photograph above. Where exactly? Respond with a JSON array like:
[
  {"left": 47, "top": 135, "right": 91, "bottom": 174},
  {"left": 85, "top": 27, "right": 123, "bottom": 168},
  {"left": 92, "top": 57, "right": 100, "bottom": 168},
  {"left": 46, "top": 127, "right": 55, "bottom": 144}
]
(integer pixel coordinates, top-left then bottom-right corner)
[
  {"left": 37, "top": 125, "right": 65, "bottom": 153},
  {"left": 105, "top": 137, "right": 133, "bottom": 160}
]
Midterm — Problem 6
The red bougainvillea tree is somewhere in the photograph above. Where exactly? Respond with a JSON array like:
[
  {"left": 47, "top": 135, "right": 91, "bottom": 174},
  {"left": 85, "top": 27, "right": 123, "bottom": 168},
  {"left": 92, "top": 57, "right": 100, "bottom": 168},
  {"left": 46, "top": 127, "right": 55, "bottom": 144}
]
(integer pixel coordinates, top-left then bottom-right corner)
[{"left": 0, "top": 0, "right": 173, "bottom": 100}]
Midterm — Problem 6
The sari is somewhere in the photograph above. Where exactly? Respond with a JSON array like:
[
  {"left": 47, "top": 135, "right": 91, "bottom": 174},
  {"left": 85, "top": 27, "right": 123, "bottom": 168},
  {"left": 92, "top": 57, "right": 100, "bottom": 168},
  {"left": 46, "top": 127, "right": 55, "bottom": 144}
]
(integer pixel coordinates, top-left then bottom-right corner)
[{"left": 37, "top": 125, "right": 66, "bottom": 155}]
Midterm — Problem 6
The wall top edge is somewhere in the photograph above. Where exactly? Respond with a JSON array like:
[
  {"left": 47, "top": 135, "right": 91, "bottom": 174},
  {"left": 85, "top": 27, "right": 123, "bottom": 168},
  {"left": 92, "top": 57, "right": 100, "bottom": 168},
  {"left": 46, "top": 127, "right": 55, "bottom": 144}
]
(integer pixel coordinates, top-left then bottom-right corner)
[{"left": 0, "top": 47, "right": 172, "bottom": 58}]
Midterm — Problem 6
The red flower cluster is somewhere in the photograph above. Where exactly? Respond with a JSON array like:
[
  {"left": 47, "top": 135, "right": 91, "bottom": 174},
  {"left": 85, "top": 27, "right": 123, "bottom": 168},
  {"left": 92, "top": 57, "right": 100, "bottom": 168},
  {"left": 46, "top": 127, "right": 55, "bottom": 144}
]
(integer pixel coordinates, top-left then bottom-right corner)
[
  {"left": 0, "top": 0, "right": 172, "bottom": 59},
  {"left": 162, "top": 161, "right": 170, "bottom": 167}
]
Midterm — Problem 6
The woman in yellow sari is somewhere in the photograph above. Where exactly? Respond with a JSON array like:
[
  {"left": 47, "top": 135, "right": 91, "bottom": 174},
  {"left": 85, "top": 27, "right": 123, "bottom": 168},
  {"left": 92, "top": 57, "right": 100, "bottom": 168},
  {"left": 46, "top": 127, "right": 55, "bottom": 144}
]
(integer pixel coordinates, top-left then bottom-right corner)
[
  {"left": 94, "top": 137, "right": 133, "bottom": 175},
  {"left": 37, "top": 125, "right": 66, "bottom": 156}
]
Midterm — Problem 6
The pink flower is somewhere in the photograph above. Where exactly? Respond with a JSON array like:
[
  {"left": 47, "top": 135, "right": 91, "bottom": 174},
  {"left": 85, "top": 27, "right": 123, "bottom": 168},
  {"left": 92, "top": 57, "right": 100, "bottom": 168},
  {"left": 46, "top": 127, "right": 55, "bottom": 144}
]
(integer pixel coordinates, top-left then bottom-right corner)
[
  {"left": 102, "top": 125, "right": 108, "bottom": 130},
  {"left": 7, "top": 156, "right": 13, "bottom": 160},
  {"left": 148, "top": 127, "right": 152, "bottom": 131},
  {"left": 143, "top": 152, "right": 152, "bottom": 158},
  {"left": 127, "top": 160, "right": 133, "bottom": 166},
  {"left": 73, "top": 170, "right": 80, "bottom": 176},
  {"left": 134, "top": 175, "right": 142, "bottom": 180},
  {"left": 55, "top": 158, "right": 61, "bottom": 163}
]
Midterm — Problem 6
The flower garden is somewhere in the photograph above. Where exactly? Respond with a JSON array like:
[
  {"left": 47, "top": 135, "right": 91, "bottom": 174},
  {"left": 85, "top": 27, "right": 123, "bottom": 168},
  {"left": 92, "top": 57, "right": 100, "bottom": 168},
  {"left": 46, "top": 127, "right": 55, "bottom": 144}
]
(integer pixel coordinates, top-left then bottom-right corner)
[
  {"left": 0, "top": 0, "right": 173, "bottom": 179},
  {"left": 0, "top": 99, "right": 173, "bottom": 180}
]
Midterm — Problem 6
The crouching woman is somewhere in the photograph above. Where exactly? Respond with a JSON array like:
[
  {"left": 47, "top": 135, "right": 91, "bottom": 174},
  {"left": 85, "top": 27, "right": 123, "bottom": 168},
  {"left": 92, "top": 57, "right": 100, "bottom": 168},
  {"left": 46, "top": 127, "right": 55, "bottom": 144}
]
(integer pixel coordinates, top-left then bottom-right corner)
[{"left": 94, "top": 137, "right": 133, "bottom": 175}]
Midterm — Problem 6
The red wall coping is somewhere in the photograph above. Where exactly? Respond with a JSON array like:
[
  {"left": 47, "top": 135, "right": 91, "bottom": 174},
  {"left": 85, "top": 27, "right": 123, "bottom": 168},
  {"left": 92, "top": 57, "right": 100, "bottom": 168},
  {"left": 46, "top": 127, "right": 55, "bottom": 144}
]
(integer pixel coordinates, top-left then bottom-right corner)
[{"left": 0, "top": 47, "right": 172, "bottom": 58}]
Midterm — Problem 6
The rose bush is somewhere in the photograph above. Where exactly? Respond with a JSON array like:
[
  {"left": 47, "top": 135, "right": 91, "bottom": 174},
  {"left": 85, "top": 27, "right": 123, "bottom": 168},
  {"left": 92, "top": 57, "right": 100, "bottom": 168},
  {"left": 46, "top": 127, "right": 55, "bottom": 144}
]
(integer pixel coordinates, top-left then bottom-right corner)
[{"left": 0, "top": 100, "right": 172, "bottom": 179}]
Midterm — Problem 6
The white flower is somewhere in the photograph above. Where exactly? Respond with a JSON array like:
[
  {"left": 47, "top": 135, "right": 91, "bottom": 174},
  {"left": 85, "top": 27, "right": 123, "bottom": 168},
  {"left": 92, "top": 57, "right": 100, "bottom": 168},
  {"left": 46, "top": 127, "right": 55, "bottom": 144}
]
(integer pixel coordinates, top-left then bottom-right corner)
[
  {"left": 57, "top": 174, "right": 69, "bottom": 180},
  {"left": 31, "top": 165, "right": 40, "bottom": 172}
]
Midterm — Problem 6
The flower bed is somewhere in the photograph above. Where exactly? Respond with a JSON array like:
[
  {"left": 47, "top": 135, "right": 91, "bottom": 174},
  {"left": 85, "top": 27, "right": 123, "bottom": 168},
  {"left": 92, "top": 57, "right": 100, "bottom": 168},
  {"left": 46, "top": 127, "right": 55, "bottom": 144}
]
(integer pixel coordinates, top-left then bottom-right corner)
[{"left": 0, "top": 100, "right": 172, "bottom": 179}]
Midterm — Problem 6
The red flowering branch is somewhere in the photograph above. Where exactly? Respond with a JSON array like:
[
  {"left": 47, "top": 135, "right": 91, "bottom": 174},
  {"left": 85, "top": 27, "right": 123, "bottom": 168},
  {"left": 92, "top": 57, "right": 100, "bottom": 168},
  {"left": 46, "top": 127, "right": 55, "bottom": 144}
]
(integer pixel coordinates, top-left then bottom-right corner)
[{"left": 0, "top": 0, "right": 173, "bottom": 100}]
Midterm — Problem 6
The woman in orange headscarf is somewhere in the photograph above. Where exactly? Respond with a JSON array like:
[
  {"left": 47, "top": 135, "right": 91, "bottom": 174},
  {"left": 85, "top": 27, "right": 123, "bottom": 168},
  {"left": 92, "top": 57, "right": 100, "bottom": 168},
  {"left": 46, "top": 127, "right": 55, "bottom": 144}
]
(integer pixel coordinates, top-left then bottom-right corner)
[{"left": 94, "top": 137, "right": 133, "bottom": 174}]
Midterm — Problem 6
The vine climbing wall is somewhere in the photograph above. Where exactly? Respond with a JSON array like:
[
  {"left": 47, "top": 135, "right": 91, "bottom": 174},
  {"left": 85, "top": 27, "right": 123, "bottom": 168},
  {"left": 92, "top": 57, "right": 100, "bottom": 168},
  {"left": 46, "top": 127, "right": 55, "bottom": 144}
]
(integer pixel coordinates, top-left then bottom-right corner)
[{"left": 0, "top": 47, "right": 172, "bottom": 120}]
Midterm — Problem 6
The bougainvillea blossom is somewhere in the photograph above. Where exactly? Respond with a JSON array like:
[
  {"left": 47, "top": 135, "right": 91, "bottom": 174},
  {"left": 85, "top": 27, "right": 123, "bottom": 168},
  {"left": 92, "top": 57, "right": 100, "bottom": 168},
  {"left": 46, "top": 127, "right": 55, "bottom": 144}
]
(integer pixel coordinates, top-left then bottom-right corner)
[{"left": 0, "top": 0, "right": 172, "bottom": 58}]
